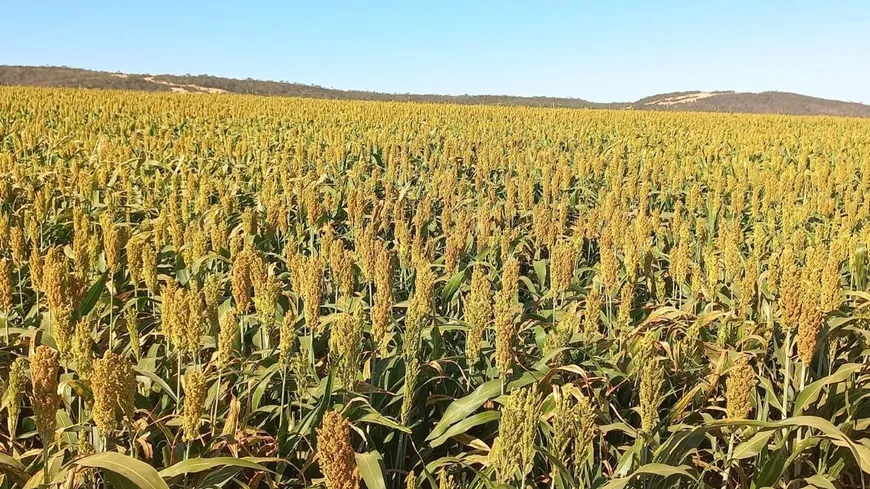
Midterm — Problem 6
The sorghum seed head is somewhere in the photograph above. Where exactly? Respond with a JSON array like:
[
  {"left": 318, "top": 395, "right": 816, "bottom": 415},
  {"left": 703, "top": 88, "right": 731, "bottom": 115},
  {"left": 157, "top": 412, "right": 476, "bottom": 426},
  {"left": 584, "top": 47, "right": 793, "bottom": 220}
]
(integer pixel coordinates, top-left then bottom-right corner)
[
  {"left": 316, "top": 410, "right": 360, "bottom": 489},
  {"left": 182, "top": 367, "right": 207, "bottom": 442},
  {"left": 30, "top": 345, "right": 60, "bottom": 443},
  {"left": 726, "top": 355, "right": 756, "bottom": 420},
  {"left": 91, "top": 352, "right": 136, "bottom": 435}
]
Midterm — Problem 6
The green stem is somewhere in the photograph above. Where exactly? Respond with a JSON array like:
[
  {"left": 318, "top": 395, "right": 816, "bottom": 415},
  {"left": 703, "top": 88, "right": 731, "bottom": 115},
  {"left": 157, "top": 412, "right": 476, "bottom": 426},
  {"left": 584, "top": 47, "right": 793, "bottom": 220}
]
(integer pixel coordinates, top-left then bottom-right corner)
[
  {"left": 177, "top": 350, "right": 182, "bottom": 414},
  {"left": 109, "top": 291, "right": 114, "bottom": 353},
  {"left": 782, "top": 328, "right": 792, "bottom": 420},
  {"left": 43, "top": 444, "right": 50, "bottom": 485},
  {"left": 721, "top": 432, "right": 735, "bottom": 489},
  {"left": 17, "top": 268, "right": 22, "bottom": 315},
  {"left": 239, "top": 315, "right": 245, "bottom": 357},
  {"left": 183, "top": 444, "right": 191, "bottom": 489},
  {"left": 211, "top": 369, "right": 222, "bottom": 438},
  {"left": 794, "top": 362, "right": 808, "bottom": 478},
  {"left": 280, "top": 365, "right": 287, "bottom": 429},
  {"left": 394, "top": 432, "right": 408, "bottom": 487},
  {"left": 127, "top": 425, "right": 137, "bottom": 459},
  {"left": 552, "top": 290, "right": 557, "bottom": 329}
]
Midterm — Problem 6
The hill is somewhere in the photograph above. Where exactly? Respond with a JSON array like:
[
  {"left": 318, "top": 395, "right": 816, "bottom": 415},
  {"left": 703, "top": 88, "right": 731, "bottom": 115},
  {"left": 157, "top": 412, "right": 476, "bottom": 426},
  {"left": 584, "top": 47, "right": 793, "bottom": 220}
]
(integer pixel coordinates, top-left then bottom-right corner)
[
  {"left": 2, "top": 65, "right": 869, "bottom": 117},
  {"left": 631, "top": 90, "right": 870, "bottom": 117}
]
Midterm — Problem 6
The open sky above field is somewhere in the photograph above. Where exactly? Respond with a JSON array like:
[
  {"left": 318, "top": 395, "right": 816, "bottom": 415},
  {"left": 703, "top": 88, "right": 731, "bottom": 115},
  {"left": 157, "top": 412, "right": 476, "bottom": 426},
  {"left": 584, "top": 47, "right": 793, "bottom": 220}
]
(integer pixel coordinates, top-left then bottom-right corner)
[{"left": 3, "top": 0, "right": 869, "bottom": 103}]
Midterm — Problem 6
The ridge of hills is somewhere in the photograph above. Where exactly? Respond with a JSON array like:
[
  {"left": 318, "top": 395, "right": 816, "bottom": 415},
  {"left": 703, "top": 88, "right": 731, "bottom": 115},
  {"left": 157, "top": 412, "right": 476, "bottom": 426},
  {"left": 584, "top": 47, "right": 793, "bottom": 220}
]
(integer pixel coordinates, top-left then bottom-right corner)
[{"left": 3, "top": 65, "right": 869, "bottom": 117}]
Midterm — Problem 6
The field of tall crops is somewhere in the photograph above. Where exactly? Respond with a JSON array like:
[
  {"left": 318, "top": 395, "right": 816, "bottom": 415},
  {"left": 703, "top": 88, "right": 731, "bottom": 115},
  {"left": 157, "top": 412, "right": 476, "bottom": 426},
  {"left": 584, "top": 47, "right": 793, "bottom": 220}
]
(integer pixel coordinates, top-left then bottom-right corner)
[{"left": 1, "top": 86, "right": 870, "bottom": 488}]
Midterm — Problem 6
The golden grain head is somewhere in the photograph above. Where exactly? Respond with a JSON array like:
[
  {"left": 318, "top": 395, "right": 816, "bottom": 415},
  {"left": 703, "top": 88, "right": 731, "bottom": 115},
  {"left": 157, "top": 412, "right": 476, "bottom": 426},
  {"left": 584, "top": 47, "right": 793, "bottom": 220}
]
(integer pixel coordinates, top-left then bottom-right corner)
[
  {"left": 639, "top": 358, "right": 664, "bottom": 434},
  {"left": 490, "top": 387, "right": 541, "bottom": 484},
  {"left": 3, "top": 357, "right": 26, "bottom": 436},
  {"left": 726, "top": 355, "right": 756, "bottom": 420},
  {"left": 216, "top": 308, "right": 239, "bottom": 370},
  {"left": 92, "top": 352, "right": 136, "bottom": 434},
  {"left": 182, "top": 366, "right": 207, "bottom": 442},
  {"left": 316, "top": 410, "right": 360, "bottom": 489},
  {"left": 30, "top": 345, "right": 60, "bottom": 443},
  {"left": 328, "top": 312, "right": 363, "bottom": 390},
  {"left": 0, "top": 258, "right": 13, "bottom": 311}
]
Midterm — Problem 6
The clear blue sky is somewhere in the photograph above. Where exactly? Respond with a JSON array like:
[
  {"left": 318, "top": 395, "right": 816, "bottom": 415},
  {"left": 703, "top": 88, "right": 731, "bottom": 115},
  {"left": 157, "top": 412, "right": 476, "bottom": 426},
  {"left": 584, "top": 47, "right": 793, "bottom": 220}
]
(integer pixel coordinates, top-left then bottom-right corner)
[{"left": 3, "top": 1, "right": 869, "bottom": 103}]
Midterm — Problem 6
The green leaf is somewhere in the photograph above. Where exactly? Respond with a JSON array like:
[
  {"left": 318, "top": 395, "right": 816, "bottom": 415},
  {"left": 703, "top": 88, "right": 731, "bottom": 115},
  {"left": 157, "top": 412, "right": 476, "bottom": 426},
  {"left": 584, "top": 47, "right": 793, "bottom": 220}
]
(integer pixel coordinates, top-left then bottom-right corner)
[
  {"left": 427, "top": 372, "right": 538, "bottom": 442},
  {"left": 75, "top": 452, "right": 170, "bottom": 489},
  {"left": 104, "top": 471, "right": 138, "bottom": 489},
  {"left": 601, "top": 463, "right": 696, "bottom": 489},
  {"left": 793, "top": 363, "right": 862, "bottom": 415},
  {"left": 701, "top": 416, "right": 869, "bottom": 475},
  {"left": 7, "top": 326, "right": 58, "bottom": 349},
  {"left": 732, "top": 430, "right": 775, "bottom": 460},
  {"left": 159, "top": 457, "right": 272, "bottom": 478},
  {"left": 519, "top": 275, "right": 538, "bottom": 297},
  {"left": 533, "top": 259, "right": 548, "bottom": 286},
  {"left": 855, "top": 245, "right": 867, "bottom": 287},
  {"left": 252, "top": 366, "right": 279, "bottom": 411},
  {"left": 355, "top": 451, "right": 387, "bottom": 489},
  {"left": 653, "top": 428, "right": 706, "bottom": 466},
  {"left": 429, "top": 411, "right": 500, "bottom": 447},
  {"left": 427, "top": 380, "right": 501, "bottom": 442},
  {"left": 848, "top": 439, "right": 870, "bottom": 474},
  {"left": 804, "top": 475, "right": 837, "bottom": 489},
  {"left": 294, "top": 369, "right": 334, "bottom": 436},
  {"left": 780, "top": 437, "right": 822, "bottom": 480},
  {"left": 357, "top": 411, "right": 412, "bottom": 434},
  {"left": 76, "top": 271, "right": 108, "bottom": 320},
  {"left": 0, "top": 453, "right": 29, "bottom": 486},
  {"left": 61, "top": 379, "right": 94, "bottom": 404},
  {"left": 134, "top": 367, "right": 177, "bottom": 402},
  {"left": 424, "top": 455, "right": 468, "bottom": 477},
  {"left": 441, "top": 269, "right": 466, "bottom": 304}
]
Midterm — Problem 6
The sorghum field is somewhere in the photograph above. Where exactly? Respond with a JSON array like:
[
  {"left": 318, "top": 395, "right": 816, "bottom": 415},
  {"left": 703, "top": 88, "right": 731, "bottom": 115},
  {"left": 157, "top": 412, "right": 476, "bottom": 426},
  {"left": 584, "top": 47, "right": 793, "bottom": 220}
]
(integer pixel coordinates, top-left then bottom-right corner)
[{"left": 1, "top": 86, "right": 870, "bottom": 489}]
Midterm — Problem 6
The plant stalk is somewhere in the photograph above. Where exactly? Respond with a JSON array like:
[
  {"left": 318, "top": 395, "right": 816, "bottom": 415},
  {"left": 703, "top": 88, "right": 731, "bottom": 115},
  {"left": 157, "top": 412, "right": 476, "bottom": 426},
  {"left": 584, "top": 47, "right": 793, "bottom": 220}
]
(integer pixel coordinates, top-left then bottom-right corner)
[
  {"left": 721, "top": 431, "right": 735, "bottom": 489},
  {"left": 782, "top": 328, "right": 791, "bottom": 420}
]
